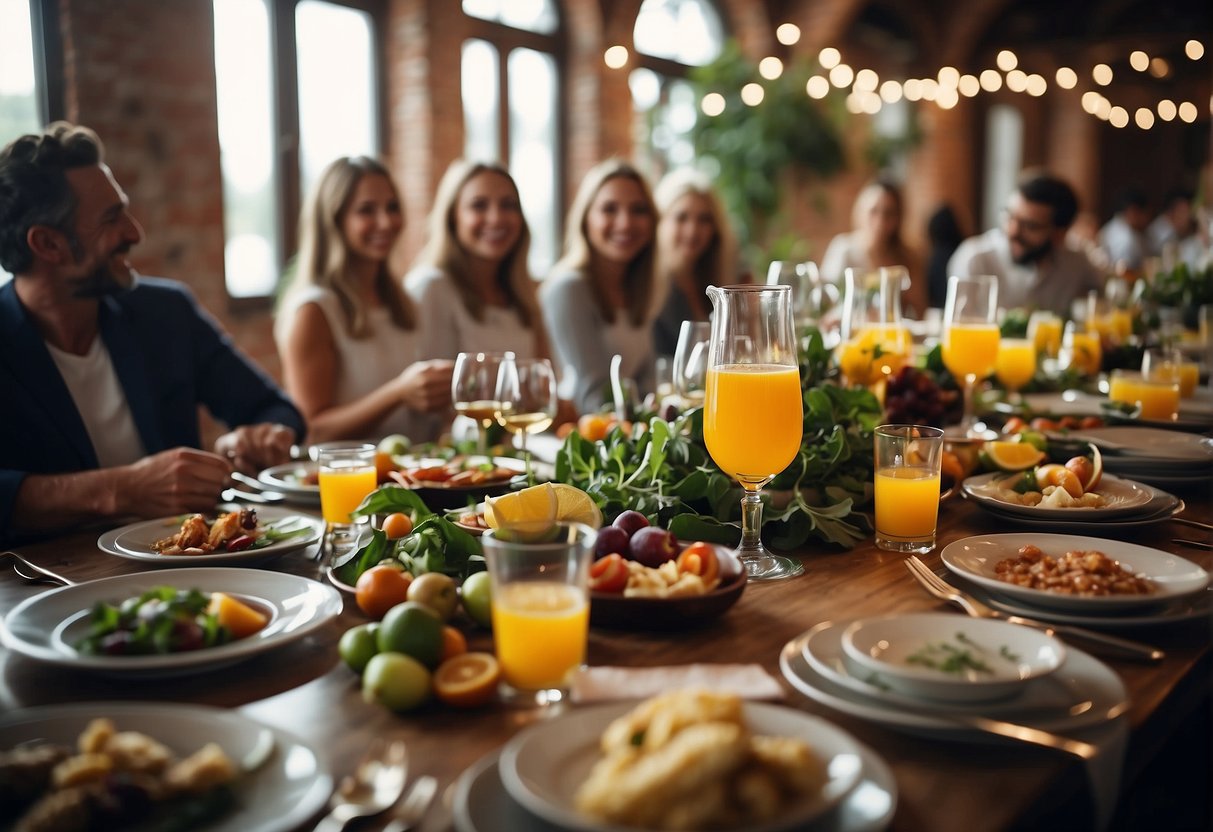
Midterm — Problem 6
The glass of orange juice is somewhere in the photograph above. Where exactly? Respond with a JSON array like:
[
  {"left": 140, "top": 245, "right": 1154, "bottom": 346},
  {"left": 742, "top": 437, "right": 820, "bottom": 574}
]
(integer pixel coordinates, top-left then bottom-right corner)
[
  {"left": 874, "top": 425, "right": 945, "bottom": 553},
  {"left": 482, "top": 522, "right": 595, "bottom": 706},
  {"left": 1059, "top": 320, "right": 1102, "bottom": 377},
  {"left": 942, "top": 275, "right": 1000, "bottom": 436},
  {"left": 1028, "top": 311, "right": 1062, "bottom": 359},
  {"left": 704, "top": 284, "right": 804, "bottom": 582},
  {"left": 317, "top": 443, "right": 377, "bottom": 552},
  {"left": 994, "top": 338, "right": 1036, "bottom": 406}
]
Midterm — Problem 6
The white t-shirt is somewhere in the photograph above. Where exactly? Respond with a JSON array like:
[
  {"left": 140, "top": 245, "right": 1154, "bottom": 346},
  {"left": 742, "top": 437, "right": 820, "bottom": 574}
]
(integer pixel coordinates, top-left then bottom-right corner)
[
  {"left": 45, "top": 336, "right": 146, "bottom": 468},
  {"left": 404, "top": 266, "right": 538, "bottom": 360}
]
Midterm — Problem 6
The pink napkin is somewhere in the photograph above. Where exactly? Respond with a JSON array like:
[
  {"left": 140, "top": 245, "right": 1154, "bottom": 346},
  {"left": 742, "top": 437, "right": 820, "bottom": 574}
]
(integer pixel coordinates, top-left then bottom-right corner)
[{"left": 569, "top": 664, "right": 786, "bottom": 704}]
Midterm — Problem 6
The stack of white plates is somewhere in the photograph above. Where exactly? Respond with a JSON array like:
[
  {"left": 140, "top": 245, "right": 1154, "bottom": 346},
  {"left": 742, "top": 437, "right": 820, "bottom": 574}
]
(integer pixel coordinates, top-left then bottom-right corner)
[
  {"left": 940, "top": 533, "right": 1212, "bottom": 629},
  {"left": 962, "top": 471, "right": 1183, "bottom": 532},
  {"left": 1052, "top": 427, "right": 1213, "bottom": 489},
  {"left": 453, "top": 700, "right": 897, "bottom": 832},
  {"left": 780, "top": 614, "right": 1129, "bottom": 744}
]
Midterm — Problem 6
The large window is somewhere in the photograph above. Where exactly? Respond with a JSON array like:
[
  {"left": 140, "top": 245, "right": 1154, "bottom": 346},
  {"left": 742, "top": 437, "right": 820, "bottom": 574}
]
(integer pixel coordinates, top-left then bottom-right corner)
[
  {"left": 213, "top": 0, "right": 382, "bottom": 299},
  {"left": 631, "top": 0, "right": 724, "bottom": 178},
  {"left": 1, "top": 0, "right": 44, "bottom": 284},
  {"left": 462, "top": 0, "right": 561, "bottom": 277},
  {"left": 983, "top": 104, "right": 1024, "bottom": 230}
]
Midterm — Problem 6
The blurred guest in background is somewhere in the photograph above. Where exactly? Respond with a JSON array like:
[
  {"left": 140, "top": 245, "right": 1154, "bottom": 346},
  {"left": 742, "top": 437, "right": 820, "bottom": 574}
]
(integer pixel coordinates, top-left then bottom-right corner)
[
  {"left": 949, "top": 171, "right": 1103, "bottom": 315},
  {"left": 406, "top": 159, "right": 546, "bottom": 361},
  {"left": 925, "top": 205, "right": 965, "bottom": 309},
  {"left": 651, "top": 168, "right": 738, "bottom": 357},
  {"left": 276, "top": 156, "right": 452, "bottom": 444},
  {"left": 821, "top": 179, "right": 927, "bottom": 317},
  {"left": 1148, "top": 188, "right": 1199, "bottom": 264},
  {"left": 1098, "top": 187, "right": 1150, "bottom": 272},
  {"left": 0, "top": 122, "right": 302, "bottom": 543},
  {"left": 541, "top": 160, "right": 658, "bottom": 414}
]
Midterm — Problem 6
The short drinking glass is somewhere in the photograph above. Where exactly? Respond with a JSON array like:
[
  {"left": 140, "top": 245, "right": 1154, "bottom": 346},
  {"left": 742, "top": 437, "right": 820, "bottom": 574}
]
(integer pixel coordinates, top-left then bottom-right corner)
[
  {"left": 874, "top": 425, "right": 944, "bottom": 554},
  {"left": 317, "top": 443, "right": 377, "bottom": 553},
  {"left": 482, "top": 522, "right": 596, "bottom": 707}
]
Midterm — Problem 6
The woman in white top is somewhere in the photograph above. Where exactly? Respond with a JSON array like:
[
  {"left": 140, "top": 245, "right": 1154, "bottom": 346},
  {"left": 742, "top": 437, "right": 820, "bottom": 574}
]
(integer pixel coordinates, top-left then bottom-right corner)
[
  {"left": 651, "top": 168, "right": 738, "bottom": 358},
  {"left": 540, "top": 160, "right": 658, "bottom": 414},
  {"left": 820, "top": 179, "right": 927, "bottom": 317},
  {"left": 405, "top": 159, "right": 545, "bottom": 360},
  {"left": 276, "top": 156, "right": 453, "bottom": 443}
]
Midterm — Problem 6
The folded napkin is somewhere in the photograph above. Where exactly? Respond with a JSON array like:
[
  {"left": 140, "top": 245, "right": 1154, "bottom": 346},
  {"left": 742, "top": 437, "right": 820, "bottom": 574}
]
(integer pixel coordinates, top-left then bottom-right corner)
[{"left": 569, "top": 664, "right": 785, "bottom": 704}]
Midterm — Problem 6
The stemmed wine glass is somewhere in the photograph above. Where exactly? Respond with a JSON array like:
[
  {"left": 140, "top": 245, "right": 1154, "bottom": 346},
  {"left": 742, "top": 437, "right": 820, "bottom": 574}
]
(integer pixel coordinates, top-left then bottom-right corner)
[
  {"left": 703, "top": 284, "right": 804, "bottom": 582},
  {"left": 838, "top": 267, "right": 910, "bottom": 387},
  {"left": 494, "top": 357, "right": 557, "bottom": 459},
  {"left": 941, "top": 275, "right": 1000, "bottom": 436},
  {"left": 453, "top": 351, "right": 512, "bottom": 455},
  {"left": 766, "top": 260, "right": 838, "bottom": 340},
  {"left": 672, "top": 320, "right": 712, "bottom": 407}
]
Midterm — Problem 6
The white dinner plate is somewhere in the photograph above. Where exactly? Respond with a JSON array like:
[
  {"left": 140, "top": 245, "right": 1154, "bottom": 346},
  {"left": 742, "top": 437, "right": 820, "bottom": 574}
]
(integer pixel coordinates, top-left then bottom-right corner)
[
  {"left": 498, "top": 701, "right": 865, "bottom": 832},
  {"left": 962, "top": 472, "right": 1166, "bottom": 520},
  {"left": 1060, "top": 427, "right": 1213, "bottom": 461},
  {"left": 841, "top": 614, "right": 1065, "bottom": 703},
  {"left": 454, "top": 743, "right": 897, "bottom": 832},
  {"left": 803, "top": 620, "right": 1114, "bottom": 730},
  {"left": 966, "top": 498, "right": 1186, "bottom": 533},
  {"left": 940, "top": 533, "right": 1210, "bottom": 613},
  {"left": 0, "top": 701, "right": 331, "bottom": 832},
  {"left": 1, "top": 567, "right": 343, "bottom": 676},
  {"left": 781, "top": 633, "right": 1129, "bottom": 738},
  {"left": 257, "top": 461, "right": 322, "bottom": 504},
  {"left": 98, "top": 507, "right": 324, "bottom": 566}
]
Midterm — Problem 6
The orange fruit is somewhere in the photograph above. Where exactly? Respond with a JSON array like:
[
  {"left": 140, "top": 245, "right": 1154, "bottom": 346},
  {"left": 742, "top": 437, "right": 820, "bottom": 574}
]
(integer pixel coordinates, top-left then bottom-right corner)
[
  {"left": 381, "top": 512, "right": 413, "bottom": 539},
  {"left": 578, "top": 413, "right": 612, "bottom": 442},
  {"left": 208, "top": 592, "right": 268, "bottom": 638},
  {"left": 441, "top": 626, "right": 468, "bottom": 661},
  {"left": 433, "top": 652, "right": 501, "bottom": 708},
  {"left": 374, "top": 451, "right": 398, "bottom": 483},
  {"left": 355, "top": 565, "right": 413, "bottom": 620}
]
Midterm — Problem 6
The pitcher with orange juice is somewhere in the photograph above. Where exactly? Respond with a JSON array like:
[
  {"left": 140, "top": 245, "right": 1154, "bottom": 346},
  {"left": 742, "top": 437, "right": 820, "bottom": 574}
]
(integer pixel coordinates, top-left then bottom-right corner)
[{"left": 705, "top": 284, "right": 804, "bottom": 581}]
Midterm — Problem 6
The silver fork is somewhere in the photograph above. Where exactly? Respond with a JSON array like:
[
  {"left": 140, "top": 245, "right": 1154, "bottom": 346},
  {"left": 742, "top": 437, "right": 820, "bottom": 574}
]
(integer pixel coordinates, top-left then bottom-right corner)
[
  {"left": 382, "top": 775, "right": 439, "bottom": 832},
  {"left": 314, "top": 739, "right": 408, "bottom": 832},
  {"left": 1, "top": 551, "right": 74, "bottom": 586},
  {"left": 905, "top": 557, "right": 1164, "bottom": 663}
]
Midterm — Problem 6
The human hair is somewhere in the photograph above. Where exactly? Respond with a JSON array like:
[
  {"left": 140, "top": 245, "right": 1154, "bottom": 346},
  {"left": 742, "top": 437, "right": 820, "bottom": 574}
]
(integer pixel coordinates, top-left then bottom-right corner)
[
  {"left": 1115, "top": 186, "right": 1148, "bottom": 213},
  {"left": 852, "top": 179, "right": 905, "bottom": 247},
  {"left": 1017, "top": 170, "right": 1080, "bottom": 229},
  {"left": 653, "top": 167, "right": 737, "bottom": 292},
  {"left": 283, "top": 155, "right": 415, "bottom": 337},
  {"left": 552, "top": 159, "right": 657, "bottom": 326},
  {"left": 412, "top": 158, "right": 537, "bottom": 328},
  {"left": 0, "top": 121, "right": 104, "bottom": 274}
]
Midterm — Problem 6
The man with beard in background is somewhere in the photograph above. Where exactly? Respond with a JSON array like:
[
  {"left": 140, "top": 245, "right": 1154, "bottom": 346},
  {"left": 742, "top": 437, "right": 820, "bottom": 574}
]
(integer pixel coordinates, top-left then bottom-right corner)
[
  {"left": 947, "top": 171, "right": 1105, "bottom": 315},
  {"left": 0, "top": 122, "right": 305, "bottom": 544}
]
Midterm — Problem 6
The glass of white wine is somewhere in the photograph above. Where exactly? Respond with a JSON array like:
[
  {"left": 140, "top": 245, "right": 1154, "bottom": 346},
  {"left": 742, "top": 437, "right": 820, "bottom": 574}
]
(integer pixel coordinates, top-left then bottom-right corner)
[
  {"left": 453, "top": 351, "right": 513, "bottom": 455},
  {"left": 494, "top": 357, "right": 557, "bottom": 459}
]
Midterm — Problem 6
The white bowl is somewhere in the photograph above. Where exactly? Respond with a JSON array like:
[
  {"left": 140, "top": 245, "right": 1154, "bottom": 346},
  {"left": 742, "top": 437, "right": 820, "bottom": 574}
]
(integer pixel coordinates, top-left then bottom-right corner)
[{"left": 840, "top": 613, "right": 1066, "bottom": 703}]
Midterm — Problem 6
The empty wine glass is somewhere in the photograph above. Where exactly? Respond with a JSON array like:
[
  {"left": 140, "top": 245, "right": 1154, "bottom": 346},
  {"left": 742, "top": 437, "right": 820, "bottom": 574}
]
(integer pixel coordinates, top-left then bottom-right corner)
[
  {"left": 494, "top": 357, "right": 557, "bottom": 459},
  {"left": 704, "top": 284, "right": 804, "bottom": 582},
  {"left": 453, "top": 352, "right": 513, "bottom": 454},
  {"left": 767, "top": 260, "right": 838, "bottom": 334},
  {"left": 672, "top": 320, "right": 712, "bottom": 407},
  {"left": 941, "top": 275, "right": 1000, "bottom": 436}
]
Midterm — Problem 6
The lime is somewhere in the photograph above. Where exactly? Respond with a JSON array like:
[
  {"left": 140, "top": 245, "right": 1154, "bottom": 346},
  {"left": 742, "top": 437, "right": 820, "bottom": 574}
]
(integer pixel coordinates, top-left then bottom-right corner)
[
  {"left": 1018, "top": 430, "right": 1049, "bottom": 452},
  {"left": 362, "top": 652, "right": 431, "bottom": 712},
  {"left": 338, "top": 622, "right": 380, "bottom": 674},
  {"left": 377, "top": 602, "right": 445, "bottom": 668},
  {"left": 980, "top": 441, "right": 1046, "bottom": 472}
]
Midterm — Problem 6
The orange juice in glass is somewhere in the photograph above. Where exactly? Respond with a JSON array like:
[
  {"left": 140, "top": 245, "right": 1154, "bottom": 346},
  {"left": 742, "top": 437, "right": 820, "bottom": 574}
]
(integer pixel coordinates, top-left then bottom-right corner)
[
  {"left": 482, "top": 523, "right": 594, "bottom": 706},
  {"left": 874, "top": 425, "right": 945, "bottom": 553},
  {"left": 1028, "top": 312, "right": 1063, "bottom": 358},
  {"left": 1060, "top": 322, "right": 1102, "bottom": 376},
  {"left": 1137, "top": 379, "right": 1180, "bottom": 420},
  {"left": 994, "top": 338, "right": 1036, "bottom": 400},
  {"left": 942, "top": 323, "right": 1001, "bottom": 380},
  {"left": 1108, "top": 370, "right": 1146, "bottom": 407},
  {"left": 704, "top": 364, "right": 803, "bottom": 481},
  {"left": 316, "top": 443, "right": 377, "bottom": 527},
  {"left": 1178, "top": 362, "right": 1199, "bottom": 398}
]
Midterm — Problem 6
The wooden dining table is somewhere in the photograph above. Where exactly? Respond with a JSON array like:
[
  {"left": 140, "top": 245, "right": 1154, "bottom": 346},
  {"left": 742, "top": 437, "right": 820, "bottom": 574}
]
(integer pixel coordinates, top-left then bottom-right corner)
[{"left": 1, "top": 482, "right": 1209, "bottom": 832}]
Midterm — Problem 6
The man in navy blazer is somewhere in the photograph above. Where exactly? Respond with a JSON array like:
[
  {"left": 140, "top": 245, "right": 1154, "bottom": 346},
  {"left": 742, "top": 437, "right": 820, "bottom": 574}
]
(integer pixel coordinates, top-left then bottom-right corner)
[{"left": 0, "top": 122, "right": 305, "bottom": 543}]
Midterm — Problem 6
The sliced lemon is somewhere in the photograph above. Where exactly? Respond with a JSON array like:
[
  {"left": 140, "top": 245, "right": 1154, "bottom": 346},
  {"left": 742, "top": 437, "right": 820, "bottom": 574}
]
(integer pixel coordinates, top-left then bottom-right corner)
[
  {"left": 483, "top": 483, "right": 559, "bottom": 537},
  {"left": 981, "top": 441, "right": 1047, "bottom": 472},
  {"left": 549, "top": 483, "right": 603, "bottom": 529}
]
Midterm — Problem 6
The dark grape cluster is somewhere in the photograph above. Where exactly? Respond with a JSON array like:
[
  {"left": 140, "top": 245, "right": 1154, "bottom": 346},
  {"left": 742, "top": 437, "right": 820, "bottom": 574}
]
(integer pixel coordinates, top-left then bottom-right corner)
[{"left": 884, "top": 366, "right": 962, "bottom": 427}]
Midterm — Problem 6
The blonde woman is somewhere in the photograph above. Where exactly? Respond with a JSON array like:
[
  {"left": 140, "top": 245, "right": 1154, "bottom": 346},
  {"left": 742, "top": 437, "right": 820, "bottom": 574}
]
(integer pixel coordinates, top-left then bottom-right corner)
[
  {"left": 652, "top": 168, "right": 738, "bottom": 357},
  {"left": 276, "top": 156, "right": 452, "bottom": 443},
  {"left": 406, "top": 159, "right": 546, "bottom": 360},
  {"left": 821, "top": 179, "right": 927, "bottom": 317},
  {"left": 540, "top": 160, "right": 658, "bottom": 414}
]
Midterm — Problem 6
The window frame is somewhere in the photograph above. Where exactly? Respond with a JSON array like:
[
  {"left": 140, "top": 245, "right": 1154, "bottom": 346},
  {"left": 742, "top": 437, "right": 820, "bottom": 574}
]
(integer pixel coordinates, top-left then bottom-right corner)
[{"left": 29, "top": 0, "right": 64, "bottom": 124}]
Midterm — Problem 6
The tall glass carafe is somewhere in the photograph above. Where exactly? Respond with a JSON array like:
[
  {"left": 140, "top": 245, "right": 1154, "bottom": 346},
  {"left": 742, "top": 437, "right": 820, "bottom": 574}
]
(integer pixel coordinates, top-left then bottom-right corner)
[{"left": 704, "top": 285, "right": 805, "bottom": 581}]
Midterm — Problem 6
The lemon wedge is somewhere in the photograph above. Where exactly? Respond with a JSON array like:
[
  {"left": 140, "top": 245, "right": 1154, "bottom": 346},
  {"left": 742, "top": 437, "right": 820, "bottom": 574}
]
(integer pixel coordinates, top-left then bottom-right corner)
[
  {"left": 483, "top": 483, "right": 559, "bottom": 538},
  {"left": 980, "top": 441, "right": 1047, "bottom": 472},
  {"left": 550, "top": 483, "right": 603, "bottom": 529}
]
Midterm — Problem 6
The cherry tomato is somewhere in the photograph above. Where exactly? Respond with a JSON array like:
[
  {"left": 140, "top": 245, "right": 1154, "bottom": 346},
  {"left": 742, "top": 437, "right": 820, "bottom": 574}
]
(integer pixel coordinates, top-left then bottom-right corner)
[
  {"left": 589, "top": 553, "right": 629, "bottom": 593},
  {"left": 676, "top": 542, "right": 719, "bottom": 585},
  {"left": 381, "top": 512, "right": 413, "bottom": 539},
  {"left": 355, "top": 565, "right": 414, "bottom": 619},
  {"left": 1079, "top": 416, "right": 1103, "bottom": 429},
  {"left": 1002, "top": 416, "right": 1028, "bottom": 434}
]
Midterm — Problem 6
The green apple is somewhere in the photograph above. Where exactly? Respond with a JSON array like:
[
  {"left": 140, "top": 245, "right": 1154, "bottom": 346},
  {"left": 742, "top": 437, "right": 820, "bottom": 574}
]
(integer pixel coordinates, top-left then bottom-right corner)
[
  {"left": 378, "top": 433, "right": 411, "bottom": 456},
  {"left": 362, "top": 652, "right": 431, "bottom": 712},
  {"left": 460, "top": 571, "right": 492, "bottom": 628},
  {"left": 407, "top": 572, "right": 459, "bottom": 621}
]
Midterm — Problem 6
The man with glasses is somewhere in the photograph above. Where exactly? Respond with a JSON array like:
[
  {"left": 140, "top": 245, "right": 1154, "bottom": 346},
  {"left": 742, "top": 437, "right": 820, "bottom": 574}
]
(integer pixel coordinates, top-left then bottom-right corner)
[
  {"left": 0, "top": 123, "right": 305, "bottom": 544},
  {"left": 948, "top": 171, "right": 1104, "bottom": 315}
]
